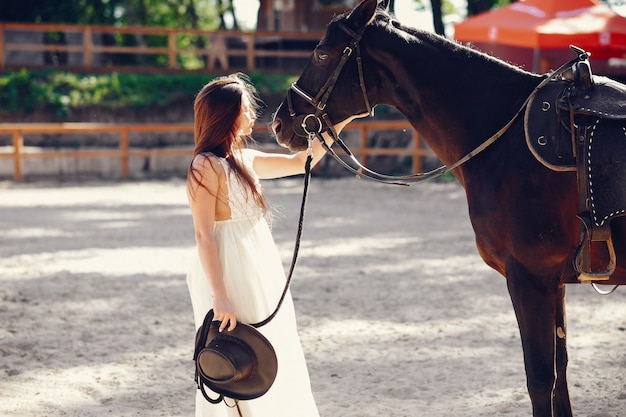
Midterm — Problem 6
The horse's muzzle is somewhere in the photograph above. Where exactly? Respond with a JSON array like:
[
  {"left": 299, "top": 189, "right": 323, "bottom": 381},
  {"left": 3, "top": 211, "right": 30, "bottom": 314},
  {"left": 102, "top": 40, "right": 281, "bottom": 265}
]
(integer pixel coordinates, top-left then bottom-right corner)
[{"left": 272, "top": 118, "right": 307, "bottom": 151}]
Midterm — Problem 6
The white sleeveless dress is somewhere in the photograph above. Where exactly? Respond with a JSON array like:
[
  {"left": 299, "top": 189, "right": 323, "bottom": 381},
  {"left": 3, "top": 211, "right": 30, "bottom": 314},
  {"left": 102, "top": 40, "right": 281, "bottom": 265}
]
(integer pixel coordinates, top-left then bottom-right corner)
[{"left": 186, "top": 151, "right": 320, "bottom": 417}]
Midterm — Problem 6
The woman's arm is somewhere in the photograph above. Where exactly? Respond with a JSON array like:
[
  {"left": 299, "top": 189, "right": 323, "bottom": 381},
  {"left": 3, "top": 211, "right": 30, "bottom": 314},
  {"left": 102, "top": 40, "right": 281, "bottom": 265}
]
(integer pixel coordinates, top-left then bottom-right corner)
[
  {"left": 187, "top": 155, "right": 237, "bottom": 331},
  {"left": 247, "top": 133, "right": 328, "bottom": 180},
  {"left": 251, "top": 114, "right": 365, "bottom": 180}
]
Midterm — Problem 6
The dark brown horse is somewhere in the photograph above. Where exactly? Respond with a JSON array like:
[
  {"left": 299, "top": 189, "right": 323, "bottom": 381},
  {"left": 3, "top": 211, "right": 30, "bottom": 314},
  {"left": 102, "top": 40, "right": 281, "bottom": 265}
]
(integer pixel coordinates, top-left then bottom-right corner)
[{"left": 271, "top": 0, "right": 626, "bottom": 416}]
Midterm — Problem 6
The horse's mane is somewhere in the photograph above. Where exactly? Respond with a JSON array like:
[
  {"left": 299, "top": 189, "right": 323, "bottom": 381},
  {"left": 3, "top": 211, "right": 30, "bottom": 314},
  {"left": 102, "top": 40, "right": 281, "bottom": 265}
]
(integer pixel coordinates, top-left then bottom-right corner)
[{"left": 367, "top": 7, "right": 532, "bottom": 76}]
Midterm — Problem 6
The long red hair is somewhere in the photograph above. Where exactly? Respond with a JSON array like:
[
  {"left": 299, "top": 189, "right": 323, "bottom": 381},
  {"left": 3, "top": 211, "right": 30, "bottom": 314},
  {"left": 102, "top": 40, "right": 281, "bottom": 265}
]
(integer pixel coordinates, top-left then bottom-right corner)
[{"left": 187, "top": 73, "right": 267, "bottom": 211}]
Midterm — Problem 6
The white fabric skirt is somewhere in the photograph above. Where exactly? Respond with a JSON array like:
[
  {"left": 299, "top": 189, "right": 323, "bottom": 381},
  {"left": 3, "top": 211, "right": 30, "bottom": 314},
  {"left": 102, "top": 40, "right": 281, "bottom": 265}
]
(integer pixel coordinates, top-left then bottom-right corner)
[{"left": 186, "top": 216, "right": 319, "bottom": 417}]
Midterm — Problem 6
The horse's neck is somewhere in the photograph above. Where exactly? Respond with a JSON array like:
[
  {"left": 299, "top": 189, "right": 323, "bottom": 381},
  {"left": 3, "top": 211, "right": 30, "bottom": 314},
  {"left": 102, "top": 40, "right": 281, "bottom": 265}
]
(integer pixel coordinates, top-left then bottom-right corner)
[{"left": 370, "top": 25, "right": 539, "bottom": 166}]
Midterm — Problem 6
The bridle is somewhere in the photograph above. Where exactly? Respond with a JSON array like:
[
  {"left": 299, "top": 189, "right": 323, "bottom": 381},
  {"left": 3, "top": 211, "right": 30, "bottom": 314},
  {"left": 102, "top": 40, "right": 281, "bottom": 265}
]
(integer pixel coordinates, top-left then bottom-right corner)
[
  {"left": 285, "top": 15, "right": 591, "bottom": 186},
  {"left": 286, "top": 22, "right": 411, "bottom": 185},
  {"left": 285, "top": 18, "right": 489, "bottom": 186},
  {"left": 288, "top": 23, "right": 372, "bottom": 133}
]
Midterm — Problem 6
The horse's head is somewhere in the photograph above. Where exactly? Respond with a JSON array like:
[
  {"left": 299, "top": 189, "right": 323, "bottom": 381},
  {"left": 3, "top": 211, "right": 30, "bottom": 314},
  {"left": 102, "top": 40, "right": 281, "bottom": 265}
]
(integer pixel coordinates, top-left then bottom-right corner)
[{"left": 272, "top": 0, "right": 384, "bottom": 151}]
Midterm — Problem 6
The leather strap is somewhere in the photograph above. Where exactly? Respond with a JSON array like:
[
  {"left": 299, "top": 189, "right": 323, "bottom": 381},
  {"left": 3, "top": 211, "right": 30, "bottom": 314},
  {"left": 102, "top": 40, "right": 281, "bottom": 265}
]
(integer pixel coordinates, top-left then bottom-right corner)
[
  {"left": 194, "top": 309, "right": 224, "bottom": 404},
  {"left": 249, "top": 150, "right": 313, "bottom": 328},
  {"left": 315, "top": 47, "right": 591, "bottom": 185}
]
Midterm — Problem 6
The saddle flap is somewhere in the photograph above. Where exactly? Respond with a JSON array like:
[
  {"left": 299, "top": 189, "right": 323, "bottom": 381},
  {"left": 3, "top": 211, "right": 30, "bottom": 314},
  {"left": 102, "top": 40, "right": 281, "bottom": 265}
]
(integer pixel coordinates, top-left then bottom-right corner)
[
  {"left": 586, "top": 118, "right": 626, "bottom": 226},
  {"left": 524, "top": 79, "right": 576, "bottom": 171}
]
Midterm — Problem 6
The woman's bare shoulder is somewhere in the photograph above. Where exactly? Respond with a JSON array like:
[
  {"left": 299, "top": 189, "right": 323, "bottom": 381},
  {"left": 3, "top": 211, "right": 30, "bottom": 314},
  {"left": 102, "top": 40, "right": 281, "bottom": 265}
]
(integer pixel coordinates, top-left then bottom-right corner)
[{"left": 192, "top": 152, "right": 225, "bottom": 176}]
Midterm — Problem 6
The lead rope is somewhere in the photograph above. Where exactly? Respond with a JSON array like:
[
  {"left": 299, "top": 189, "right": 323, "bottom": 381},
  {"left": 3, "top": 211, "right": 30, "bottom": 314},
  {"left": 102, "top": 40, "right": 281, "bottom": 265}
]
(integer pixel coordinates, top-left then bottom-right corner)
[{"left": 249, "top": 137, "right": 314, "bottom": 328}]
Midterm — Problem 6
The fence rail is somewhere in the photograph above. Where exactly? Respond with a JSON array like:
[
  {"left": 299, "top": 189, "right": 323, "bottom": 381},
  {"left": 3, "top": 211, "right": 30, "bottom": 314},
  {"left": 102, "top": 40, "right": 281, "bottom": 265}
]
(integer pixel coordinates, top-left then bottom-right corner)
[
  {"left": 0, "top": 121, "right": 435, "bottom": 180},
  {"left": 0, "top": 22, "right": 324, "bottom": 72}
]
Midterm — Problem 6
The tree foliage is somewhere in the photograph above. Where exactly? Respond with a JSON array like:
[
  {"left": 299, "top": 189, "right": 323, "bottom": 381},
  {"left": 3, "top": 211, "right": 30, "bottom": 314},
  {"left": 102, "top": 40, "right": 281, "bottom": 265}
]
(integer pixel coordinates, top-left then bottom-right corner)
[
  {"left": 467, "top": 0, "right": 514, "bottom": 16},
  {"left": 0, "top": 0, "right": 223, "bottom": 30},
  {"left": 1, "top": 0, "right": 522, "bottom": 35},
  {"left": 0, "top": 0, "right": 247, "bottom": 68},
  {"left": 404, "top": 0, "right": 514, "bottom": 37},
  {"left": 0, "top": 69, "right": 295, "bottom": 116}
]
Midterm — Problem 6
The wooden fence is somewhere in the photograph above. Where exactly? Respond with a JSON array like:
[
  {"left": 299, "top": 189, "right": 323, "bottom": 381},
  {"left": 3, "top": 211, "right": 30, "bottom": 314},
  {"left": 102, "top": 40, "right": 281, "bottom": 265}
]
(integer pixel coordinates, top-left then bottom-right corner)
[
  {"left": 0, "top": 22, "right": 324, "bottom": 73},
  {"left": 0, "top": 121, "right": 435, "bottom": 180}
]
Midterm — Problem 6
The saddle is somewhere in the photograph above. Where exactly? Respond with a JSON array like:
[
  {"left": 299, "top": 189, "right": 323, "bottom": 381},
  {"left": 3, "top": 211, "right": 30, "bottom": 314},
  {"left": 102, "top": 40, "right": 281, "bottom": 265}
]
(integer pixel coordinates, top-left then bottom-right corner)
[{"left": 525, "top": 48, "right": 626, "bottom": 281}]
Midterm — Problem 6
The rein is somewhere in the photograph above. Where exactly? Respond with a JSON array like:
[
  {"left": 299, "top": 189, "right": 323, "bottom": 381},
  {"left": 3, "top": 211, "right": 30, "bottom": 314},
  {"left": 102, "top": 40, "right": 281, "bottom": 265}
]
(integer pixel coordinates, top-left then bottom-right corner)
[
  {"left": 287, "top": 17, "right": 592, "bottom": 186},
  {"left": 248, "top": 140, "right": 314, "bottom": 328}
]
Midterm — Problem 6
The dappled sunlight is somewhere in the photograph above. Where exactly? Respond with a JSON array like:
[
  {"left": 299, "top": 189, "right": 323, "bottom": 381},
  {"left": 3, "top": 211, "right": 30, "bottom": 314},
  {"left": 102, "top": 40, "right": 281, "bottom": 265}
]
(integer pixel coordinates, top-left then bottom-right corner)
[
  {"left": 66, "top": 209, "right": 145, "bottom": 221},
  {"left": 301, "top": 235, "right": 423, "bottom": 257},
  {"left": 2, "top": 179, "right": 625, "bottom": 416},
  {"left": 0, "top": 247, "right": 193, "bottom": 277},
  {"left": 67, "top": 207, "right": 190, "bottom": 223},
  {"left": 300, "top": 312, "right": 528, "bottom": 417},
  {"left": 358, "top": 254, "right": 491, "bottom": 277},
  {"left": 301, "top": 308, "right": 521, "bottom": 362},
  {"left": 2, "top": 227, "right": 72, "bottom": 238},
  {"left": 0, "top": 180, "right": 189, "bottom": 207},
  {"left": 0, "top": 345, "right": 193, "bottom": 415}
]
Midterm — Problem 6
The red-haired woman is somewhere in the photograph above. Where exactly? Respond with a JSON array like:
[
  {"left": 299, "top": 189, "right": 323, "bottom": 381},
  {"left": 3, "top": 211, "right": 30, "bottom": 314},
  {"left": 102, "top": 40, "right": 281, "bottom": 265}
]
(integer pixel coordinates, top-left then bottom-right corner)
[{"left": 186, "top": 73, "right": 361, "bottom": 416}]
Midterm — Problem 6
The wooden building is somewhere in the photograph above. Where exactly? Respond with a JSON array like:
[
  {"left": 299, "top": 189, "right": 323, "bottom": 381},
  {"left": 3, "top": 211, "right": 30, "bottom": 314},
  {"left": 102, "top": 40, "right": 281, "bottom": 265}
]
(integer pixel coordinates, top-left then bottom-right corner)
[{"left": 257, "top": 0, "right": 354, "bottom": 32}]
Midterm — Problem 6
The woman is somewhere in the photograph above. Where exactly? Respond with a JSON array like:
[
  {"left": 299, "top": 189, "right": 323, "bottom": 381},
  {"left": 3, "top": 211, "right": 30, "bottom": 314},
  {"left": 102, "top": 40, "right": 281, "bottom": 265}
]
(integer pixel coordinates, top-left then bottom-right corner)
[{"left": 186, "top": 73, "right": 361, "bottom": 417}]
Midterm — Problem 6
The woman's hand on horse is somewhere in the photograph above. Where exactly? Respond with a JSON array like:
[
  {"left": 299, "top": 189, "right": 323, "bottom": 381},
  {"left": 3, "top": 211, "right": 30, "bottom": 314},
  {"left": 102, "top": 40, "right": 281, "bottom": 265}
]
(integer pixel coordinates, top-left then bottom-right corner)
[
  {"left": 337, "top": 112, "right": 370, "bottom": 133},
  {"left": 321, "top": 112, "right": 371, "bottom": 143}
]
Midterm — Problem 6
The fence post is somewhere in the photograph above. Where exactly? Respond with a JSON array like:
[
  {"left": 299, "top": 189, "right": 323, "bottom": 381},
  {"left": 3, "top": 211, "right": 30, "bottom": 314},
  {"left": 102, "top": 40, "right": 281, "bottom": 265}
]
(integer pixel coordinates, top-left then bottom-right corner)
[
  {"left": 245, "top": 33, "right": 255, "bottom": 71},
  {"left": 168, "top": 30, "right": 177, "bottom": 69},
  {"left": 120, "top": 129, "right": 129, "bottom": 177},
  {"left": 13, "top": 131, "right": 23, "bottom": 181},
  {"left": 360, "top": 125, "right": 368, "bottom": 166},
  {"left": 84, "top": 26, "right": 92, "bottom": 68},
  {"left": 412, "top": 129, "right": 422, "bottom": 173},
  {"left": 0, "top": 122, "right": 426, "bottom": 181}
]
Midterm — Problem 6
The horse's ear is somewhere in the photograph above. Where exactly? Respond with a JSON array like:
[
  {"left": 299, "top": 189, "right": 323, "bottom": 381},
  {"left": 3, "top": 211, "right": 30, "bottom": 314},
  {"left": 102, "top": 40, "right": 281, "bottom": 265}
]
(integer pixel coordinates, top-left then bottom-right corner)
[{"left": 346, "top": 0, "right": 377, "bottom": 28}]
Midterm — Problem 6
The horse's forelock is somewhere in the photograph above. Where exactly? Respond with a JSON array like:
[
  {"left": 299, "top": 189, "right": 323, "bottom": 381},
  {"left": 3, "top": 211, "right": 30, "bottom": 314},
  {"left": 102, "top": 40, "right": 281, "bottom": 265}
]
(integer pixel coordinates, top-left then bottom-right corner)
[
  {"left": 327, "top": 1, "right": 391, "bottom": 34},
  {"left": 366, "top": 11, "right": 418, "bottom": 46}
]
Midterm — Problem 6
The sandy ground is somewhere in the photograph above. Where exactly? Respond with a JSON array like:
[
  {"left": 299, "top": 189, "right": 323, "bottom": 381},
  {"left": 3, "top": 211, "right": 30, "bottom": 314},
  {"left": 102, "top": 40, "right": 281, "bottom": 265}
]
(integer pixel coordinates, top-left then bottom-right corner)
[{"left": 1, "top": 177, "right": 625, "bottom": 417}]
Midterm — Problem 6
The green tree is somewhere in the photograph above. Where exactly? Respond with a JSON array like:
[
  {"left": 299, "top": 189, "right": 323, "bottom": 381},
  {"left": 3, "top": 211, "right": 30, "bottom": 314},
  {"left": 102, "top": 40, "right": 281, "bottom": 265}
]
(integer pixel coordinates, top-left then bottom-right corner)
[
  {"left": 0, "top": 0, "right": 121, "bottom": 24},
  {"left": 0, "top": 0, "right": 225, "bottom": 68},
  {"left": 215, "top": 0, "right": 239, "bottom": 30},
  {"left": 0, "top": 0, "right": 220, "bottom": 28},
  {"left": 467, "top": 0, "right": 515, "bottom": 16},
  {"left": 431, "top": 0, "right": 445, "bottom": 36},
  {"left": 400, "top": 0, "right": 515, "bottom": 38}
]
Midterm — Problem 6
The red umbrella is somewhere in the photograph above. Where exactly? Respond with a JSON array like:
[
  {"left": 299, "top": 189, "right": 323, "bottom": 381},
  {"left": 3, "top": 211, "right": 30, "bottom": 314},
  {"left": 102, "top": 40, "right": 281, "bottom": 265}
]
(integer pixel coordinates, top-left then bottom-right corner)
[{"left": 454, "top": 0, "right": 626, "bottom": 74}]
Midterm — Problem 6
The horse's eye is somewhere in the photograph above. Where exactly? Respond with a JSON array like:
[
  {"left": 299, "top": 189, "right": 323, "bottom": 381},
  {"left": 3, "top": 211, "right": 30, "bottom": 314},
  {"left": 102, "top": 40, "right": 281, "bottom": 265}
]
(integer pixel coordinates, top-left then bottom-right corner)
[{"left": 316, "top": 51, "right": 329, "bottom": 64}]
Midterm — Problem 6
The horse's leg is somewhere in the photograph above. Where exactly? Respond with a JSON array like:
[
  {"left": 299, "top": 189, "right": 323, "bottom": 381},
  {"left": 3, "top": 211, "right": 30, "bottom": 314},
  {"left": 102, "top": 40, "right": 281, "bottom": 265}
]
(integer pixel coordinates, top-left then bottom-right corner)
[
  {"left": 553, "top": 285, "right": 573, "bottom": 417},
  {"left": 506, "top": 264, "right": 558, "bottom": 417}
]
